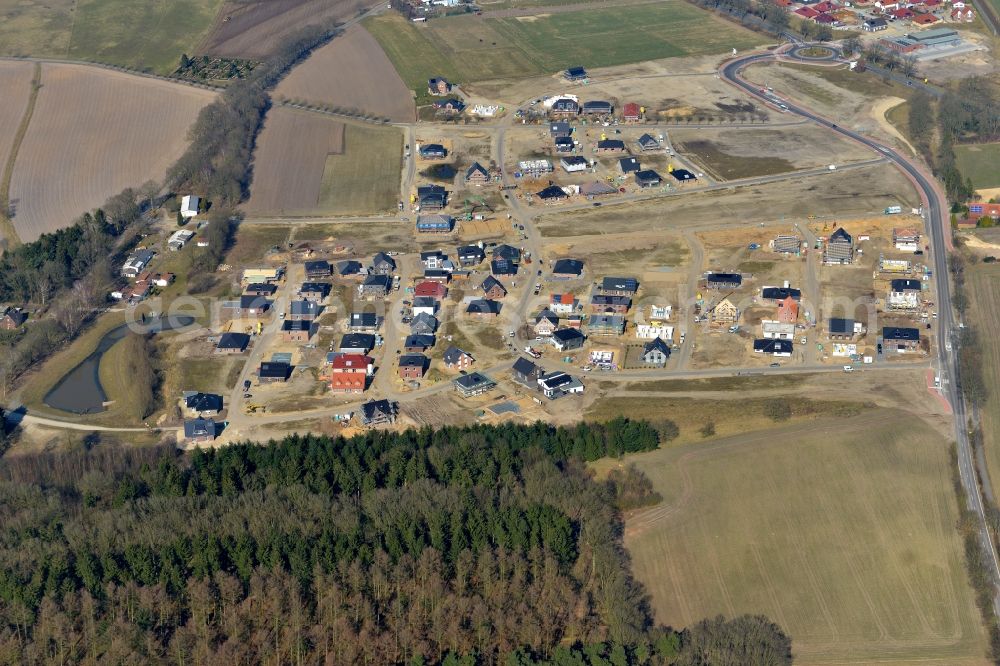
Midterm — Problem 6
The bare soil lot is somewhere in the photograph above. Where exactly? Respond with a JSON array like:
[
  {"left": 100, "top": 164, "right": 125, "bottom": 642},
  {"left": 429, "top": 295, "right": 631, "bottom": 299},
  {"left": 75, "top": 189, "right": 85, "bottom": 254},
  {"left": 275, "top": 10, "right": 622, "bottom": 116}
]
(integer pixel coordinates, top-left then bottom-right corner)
[
  {"left": 274, "top": 25, "right": 415, "bottom": 123},
  {"left": 536, "top": 163, "right": 919, "bottom": 238},
  {"left": 198, "top": 0, "right": 377, "bottom": 59},
  {"left": 245, "top": 108, "right": 345, "bottom": 215},
  {"left": 9, "top": 64, "right": 215, "bottom": 241},
  {"left": 671, "top": 125, "right": 876, "bottom": 180}
]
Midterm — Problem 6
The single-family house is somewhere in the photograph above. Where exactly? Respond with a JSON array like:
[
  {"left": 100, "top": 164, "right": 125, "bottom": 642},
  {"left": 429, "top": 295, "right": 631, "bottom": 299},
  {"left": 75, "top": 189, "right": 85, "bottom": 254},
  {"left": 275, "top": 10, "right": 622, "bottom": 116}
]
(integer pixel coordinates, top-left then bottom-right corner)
[
  {"left": 554, "top": 136, "right": 575, "bottom": 152},
  {"left": 777, "top": 296, "right": 799, "bottom": 323},
  {"left": 512, "top": 357, "right": 541, "bottom": 386},
  {"left": 168, "top": 229, "right": 195, "bottom": 250},
  {"left": 328, "top": 354, "right": 374, "bottom": 393},
  {"left": 636, "top": 323, "right": 673, "bottom": 340},
  {"left": 458, "top": 245, "right": 486, "bottom": 266},
  {"left": 416, "top": 214, "right": 455, "bottom": 233},
  {"left": 466, "top": 299, "right": 502, "bottom": 319},
  {"left": 762, "top": 286, "right": 801, "bottom": 302},
  {"left": 299, "top": 282, "right": 331, "bottom": 302},
  {"left": 619, "top": 157, "right": 640, "bottom": 174},
  {"left": 419, "top": 143, "right": 447, "bottom": 160},
  {"left": 829, "top": 318, "right": 863, "bottom": 340},
  {"left": 706, "top": 273, "right": 742, "bottom": 290},
  {"left": 550, "top": 121, "right": 572, "bottom": 137},
  {"left": 537, "top": 185, "right": 569, "bottom": 203},
  {"left": 361, "top": 274, "right": 393, "bottom": 299},
  {"left": 535, "top": 309, "right": 560, "bottom": 336},
  {"left": 422, "top": 268, "right": 452, "bottom": 283},
  {"left": 552, "top": 258, "right": 584, "bottom": 278},
  {"left": 371, "top": 252, "right": 396, "bottom": 275},
  {"left": 537, "top": 371, "right": 585, "bottom": 399},
  {"left": 550, "top": 98, "right": 580, "bottom": 116},
  {"left": 889, "top": 278, "right": 922, "bottom": 309},
  {"left": 349, "top": 312, "right": 381, "bottom": 332},
  {"left": 454, "top": 372, "right": 497, "bottom": 398},
  {"left": 589, "top": 314, "right": 626, "bottom": 336},
  {"left": 637, "top": 133, "right": 661, "bottom": 151},
  {"left": 561, "top": 156, "right": 589, "bottom": 173},
  {"left": 216, "top": 332, "right": 250, "bottom": 354},
  {"left": 0, "top": 307, "right": 27, "bottom": 330},
  {"left": 762, "top": 319, "right": 796, "bottom": 340},
  {"left": 882, "top": 326, "right": 920, "bottom": 351},
  {"left": 404, "top": 334, "right": 436, "bottom": 353},
  {"left": 339, "top": 333, "right": 375, "bottom": 354},
  {"left": 635, "top": 170, "right": 662, "bottom": 188},
  {"left": 824, "top": 228, "right": 854, "bottom": 265},
  {"left": 410, "top": 312, "right": 438, "bottom": 335},
  {"left": 711, "top": 298, "right": 740, "bottom": 324},
  {"left": 411, "top": 296, "right": 437, "bottom": 317},
  {"left": 753, "top": 339, "right": 793, "bottom": 357},
  {"left": 893, "top": 227, "right": 921, "bottom": 252},
  {"left": 465, "top": 162, "right": 490, "bottom": 186},
  {"left": 398, "top": 354, "right": 427, "bottom": 380},
  {"left": 258, "top": 361, "right": 291, "bottom": 383},
  {"left": 282, "top": 319, "right": 316, "bottom": 342},
  {"left": 417, "top": 184, "right": 448, "bottom": 210},
  {"left": 564, "top": 66, "right": 587, "bottom": 81},
  {"left": 623, "top": 102, "right": 641, "bottom": 122},
  {"left": 290, "top": 299, "right": 320, "bottom": 321},
  {"left": 337, "top": 260, "right": 364, "bottom": 277},
  {"left": 669, "top": 169, "right": 697, "bottom": 183},
  {"left": 183, "top": 418, "right": 218, "bottom": 442},
  {"left": 244, "top": 283, "right": 277, "bottom": 297},
  {"left": 305, "top": 260, "right": 332, "bottom": 278},
  {"left": 122, "top": 249, "right": 154, "bottom": 278},
  {"left": 582, "top": 100, "right": 613, "bottom": 115},
  {"left": 180, "top": 195, "right": 200, "bottom": 219},
  {"left": 415, "top": 281, "right": 448, "bottom": 301},
  {"left": 443, "top": 346, "right": 474, "bottom": 371},
  {"left": 551, "top": 328, "right": 586, "bottom": 351},
  {"left": 480, "top": 275, "right": 508, "bottom": 300},
  {"left": 433, "top": 98, "right": 465, "bottom": 114},
  {"left": 184, "top": 392, "right": 223, "bottom": 416},
  {"left": 863, "top": 16, "right": 888, "bottom": 30},
  {"left": 773, "top": 235, "right": 802, "bottom": 254},
  {"left": 428, "top": 77, "right": 451, "bottom": 95},
  {"left": 591, "top": 294, "right": 631, "bottom": 314},
  {"left": 641, "top": 338, "right": 671, "bottom": 367},
  {"left": 360, "top": 399, "right": 397, "bottom": 427},
  {"left": 550, "top": 293, "right": 577, "bottom": 314},
  {"left": 595, "top": 139, "right": 626, "bottom": 153},
  {"left": 601, "top": 276, "right": 639, "bottom": 296}
]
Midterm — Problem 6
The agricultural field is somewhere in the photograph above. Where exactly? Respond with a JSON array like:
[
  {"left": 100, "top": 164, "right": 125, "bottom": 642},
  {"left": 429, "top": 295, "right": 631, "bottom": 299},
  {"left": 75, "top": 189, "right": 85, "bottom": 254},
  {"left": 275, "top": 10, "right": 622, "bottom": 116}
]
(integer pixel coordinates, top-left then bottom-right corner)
[
  {"left": 199, "top": 0, "right": 375, "bottom": 59},
  {"left": 244, "top": 108, "right": 346, "bottom": 215},
  {"left": 955, "top": 143, "right": 1000, "bottom": 190},
  {"left": 317, "top": 123, "right": 403, "bottom": 215},
  {"left": 966, "top": 261, "right": 1000, "bottom": 498},
  {"left": 0, "top": 61, "right": 35, "bottom": 170},
  {"left": 535, "top": 163, "right": 919, "bottom": 237},
  {"left": 274, "top": 25, "right": 415, "bottom": 123},
  {"left": 364, "top": 3, "right": 765, "bottom": 92},
  {"left": 0, "top": 0, "right": 223, "bottom": 73},
  {"left": 8, "top": 64, "right": 215, "bottom": 241},
  {"left": 596, "top": 411, "right": 986, "bottom": 664},
  {"left": 670, "top": 125, "right": 876, "bottom": 180}
]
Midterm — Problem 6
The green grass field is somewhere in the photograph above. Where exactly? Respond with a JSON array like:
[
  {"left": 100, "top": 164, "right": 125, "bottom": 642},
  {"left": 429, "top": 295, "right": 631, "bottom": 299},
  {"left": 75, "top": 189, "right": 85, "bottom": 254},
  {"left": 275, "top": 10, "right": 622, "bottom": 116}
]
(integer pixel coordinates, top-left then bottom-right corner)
[
  {"left": 318, "top": 123, "right": 402, "bottom": 215},
  {"left": 967, "top": 262, "right": 1000, "bottom": 497},
  {"left": 955, "top": 143, "right": 1000, "bottom": 190},
  {"left": 593, "top": 411, "right": 986, "bottom": 664},
  {"left": 364, "top": 3, "right": 765, "bottom": 92},
  {"left": 0, "top": 0, "right": 223, "bottom": 73}
]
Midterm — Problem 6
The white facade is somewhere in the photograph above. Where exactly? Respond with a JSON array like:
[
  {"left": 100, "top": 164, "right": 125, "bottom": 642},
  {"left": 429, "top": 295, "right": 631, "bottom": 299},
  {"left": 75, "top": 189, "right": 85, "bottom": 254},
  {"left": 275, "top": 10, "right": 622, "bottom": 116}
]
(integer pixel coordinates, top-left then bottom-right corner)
[
  {"left": 888, "top": 291, "right": 920, "bottom": 309},
  {"left": 180, "top": 195, "right": 200, "bottom": 219},
  {"left": 168, "top": 229, "right": 195, "bottom": 250},
  {"left": 832, "top": 343, "right": 857, "bottom": 357},
  {"left": 636, "top": 324, "right": 673, "bottom": 340},
  {"left": 761, "top": 320, "right": 795, "bottom": 340},
  {"left": 560, "top": 158, "right": 589, "bottom": 173},
  {"left": 650, "top": 304, "right": 672, "bottom": 320},
  {"left": 894, "top": 237, "right": 919, "bottom": 252}
]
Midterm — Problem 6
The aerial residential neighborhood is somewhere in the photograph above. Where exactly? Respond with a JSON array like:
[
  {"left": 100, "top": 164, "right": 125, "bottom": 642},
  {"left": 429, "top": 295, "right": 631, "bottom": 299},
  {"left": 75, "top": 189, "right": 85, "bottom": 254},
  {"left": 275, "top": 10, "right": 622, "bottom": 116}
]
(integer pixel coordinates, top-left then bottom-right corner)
[{"left": 0, "top": 0, "right": 997, "bottom": 660}]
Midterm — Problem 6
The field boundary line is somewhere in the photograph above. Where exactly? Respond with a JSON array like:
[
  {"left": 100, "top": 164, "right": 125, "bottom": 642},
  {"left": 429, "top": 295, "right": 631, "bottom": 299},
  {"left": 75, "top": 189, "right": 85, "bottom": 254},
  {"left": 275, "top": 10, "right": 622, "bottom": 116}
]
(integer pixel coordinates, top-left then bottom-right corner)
[{"left": 0, "top": 61, "right": 40, "bottom": 249}]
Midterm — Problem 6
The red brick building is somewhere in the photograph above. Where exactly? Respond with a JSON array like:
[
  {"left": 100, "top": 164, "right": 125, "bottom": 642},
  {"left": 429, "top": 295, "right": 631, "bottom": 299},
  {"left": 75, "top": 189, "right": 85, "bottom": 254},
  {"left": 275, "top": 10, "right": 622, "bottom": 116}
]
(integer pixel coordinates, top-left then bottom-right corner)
[{"left": 328, "top": 354, "right": 374, "bottom": 393}]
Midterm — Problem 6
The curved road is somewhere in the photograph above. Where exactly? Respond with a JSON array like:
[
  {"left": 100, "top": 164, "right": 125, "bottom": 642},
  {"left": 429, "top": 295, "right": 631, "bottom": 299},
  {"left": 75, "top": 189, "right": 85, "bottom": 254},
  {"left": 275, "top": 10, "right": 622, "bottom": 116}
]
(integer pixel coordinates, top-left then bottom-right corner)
[{"left": 721, "top": 48, "right": 1000, "bottom": 614}]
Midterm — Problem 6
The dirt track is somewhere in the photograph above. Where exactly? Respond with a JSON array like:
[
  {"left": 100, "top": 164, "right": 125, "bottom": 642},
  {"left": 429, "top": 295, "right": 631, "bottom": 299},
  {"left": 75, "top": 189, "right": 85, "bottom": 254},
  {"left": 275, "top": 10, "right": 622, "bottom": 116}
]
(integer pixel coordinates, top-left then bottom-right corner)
[
  {"left": 198, "top": 0, "right": 377, "bottom": 59},
  {"left": 8, "top": 64, "right": 214, "bottom": 241},
  {"left": 274, "top": 25, "right": 415, "bottom": 123},
  {"left": 245, "top": 107, "right": 345, "bottom": 215},
  {"left": 0, "top": 61, "right": 34, "bottom": 175}
]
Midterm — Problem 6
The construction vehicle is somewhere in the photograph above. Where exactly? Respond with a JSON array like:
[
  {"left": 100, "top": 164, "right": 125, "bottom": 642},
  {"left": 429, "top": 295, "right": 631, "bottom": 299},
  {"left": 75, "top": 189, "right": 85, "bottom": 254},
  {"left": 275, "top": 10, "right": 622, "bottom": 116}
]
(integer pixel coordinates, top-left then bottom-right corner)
[
  {"left": 244, "top": 403, "right": 266, "bottom": 414},
  {"left": 462, "top": 195, "right": 494, "bottom": 221}
]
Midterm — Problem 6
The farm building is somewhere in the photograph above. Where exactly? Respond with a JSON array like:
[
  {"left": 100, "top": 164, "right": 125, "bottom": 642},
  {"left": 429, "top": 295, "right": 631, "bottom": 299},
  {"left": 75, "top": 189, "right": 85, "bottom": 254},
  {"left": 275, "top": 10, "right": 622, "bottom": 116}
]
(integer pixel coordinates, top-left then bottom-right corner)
[
  {"left": 753, "top": 338, "right": 793, "bottom": 357},
  {"left": 416, "top": 214, "right": 454, "bottom": 233},
  {"left": 454, "top": 372, "right": 497, "bottom": 398},
  {"left": 180, "top": 195, "right": 200, "bottom": 219},
  {"left": 823, "top": 228, "right": 854, "bottom": 265}
]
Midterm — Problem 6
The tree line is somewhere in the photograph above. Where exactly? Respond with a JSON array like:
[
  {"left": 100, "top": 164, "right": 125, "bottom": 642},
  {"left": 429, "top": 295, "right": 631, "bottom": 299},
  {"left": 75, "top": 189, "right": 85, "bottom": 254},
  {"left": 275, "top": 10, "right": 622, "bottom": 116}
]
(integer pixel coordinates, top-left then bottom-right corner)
[{"left": 0, "top": 421, "right": 792, "bottom": 664}]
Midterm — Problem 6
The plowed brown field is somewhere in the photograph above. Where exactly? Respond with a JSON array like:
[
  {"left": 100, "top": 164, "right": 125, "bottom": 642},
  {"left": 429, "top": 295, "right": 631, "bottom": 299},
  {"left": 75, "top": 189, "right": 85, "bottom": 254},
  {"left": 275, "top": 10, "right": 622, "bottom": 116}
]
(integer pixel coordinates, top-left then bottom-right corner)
[
  {"left": 244, "top": 107, "right": 346, "bottom": 215},
  {"left": 0, "top": 61, "right": 34, "bottom": 172},
  {"left": 199, "top": 0, "right": 376, "bottom": 59},
  {"left": 8, "top": 64, "right": 214, "bottom": 241},
  {"left": 274, "top": 25, "right": 415, "bottom": 123}
]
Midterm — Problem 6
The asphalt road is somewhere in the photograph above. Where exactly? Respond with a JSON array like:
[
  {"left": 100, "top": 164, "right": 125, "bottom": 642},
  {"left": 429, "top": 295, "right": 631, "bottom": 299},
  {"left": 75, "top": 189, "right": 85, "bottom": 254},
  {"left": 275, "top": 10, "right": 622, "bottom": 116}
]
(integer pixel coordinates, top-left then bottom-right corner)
[{"left": 722, "top": 49, "right": 1000, "bottom": 615}]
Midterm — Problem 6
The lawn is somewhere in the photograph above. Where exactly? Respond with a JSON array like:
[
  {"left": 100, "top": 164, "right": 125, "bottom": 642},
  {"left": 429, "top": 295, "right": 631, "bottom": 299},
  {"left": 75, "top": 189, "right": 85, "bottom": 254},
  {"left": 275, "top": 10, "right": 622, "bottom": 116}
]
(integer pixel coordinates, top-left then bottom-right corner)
[
  {"left": 955, "top": 143, "right": 1000, "bottom": 190},
  {"left": 0, "top": 0, "right": 224, "bottom": 74},
  {"left": 592, "top": 411, "right": 987, "bottom": 664},
  {"left": 676, "top": 139, "right": 795, "bottom": 180},
  {"left": 364, "top": 2, "right": 765, "bottom": 91},
  {"left": 317, "top": 123, "right": 403, "bottom": 215}
]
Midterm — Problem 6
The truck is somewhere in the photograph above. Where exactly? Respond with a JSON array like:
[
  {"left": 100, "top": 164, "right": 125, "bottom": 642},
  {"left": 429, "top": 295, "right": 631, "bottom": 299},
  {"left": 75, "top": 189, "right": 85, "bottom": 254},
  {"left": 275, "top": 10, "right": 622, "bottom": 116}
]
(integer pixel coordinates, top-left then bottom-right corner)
[
  {"left": 884, "top": 205, "right": 903, "bottom": 215},
  {"left": 524, "top": 346, "right": 542, "bottom": 358}
]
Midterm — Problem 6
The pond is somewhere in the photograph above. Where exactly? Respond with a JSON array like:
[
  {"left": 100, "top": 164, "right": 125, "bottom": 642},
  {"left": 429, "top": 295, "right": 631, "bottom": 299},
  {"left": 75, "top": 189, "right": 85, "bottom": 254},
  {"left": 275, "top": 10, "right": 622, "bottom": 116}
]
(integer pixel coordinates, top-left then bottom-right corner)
[{"left": 43, "top": 316, "right": 195, "bottom": 414}]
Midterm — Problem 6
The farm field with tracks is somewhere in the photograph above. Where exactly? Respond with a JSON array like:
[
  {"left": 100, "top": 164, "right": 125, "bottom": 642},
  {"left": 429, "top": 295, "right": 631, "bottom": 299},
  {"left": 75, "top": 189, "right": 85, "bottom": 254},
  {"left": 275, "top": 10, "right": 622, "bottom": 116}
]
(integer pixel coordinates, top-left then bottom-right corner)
[
  {"left": 966, "top": 261, "right": 1000, "bottom": 498},
  {"left": 364, "top": 3, "right": 765, "bottom": 92},
  {"left": 0, "top": 61, "right": 35, "bottom": 175},
  {"left": 274, "top": 25, "right": 415, "bottom": 123},
  {"left": 317, "top": 123, "right": 403, "bottom": 215},
  {"left": 245, "top": 108, "right": 347, "bottom": 215},
  {"left": 594, "top": 411, "right": 986, "bottom": 665},
  {"left": 8, "top": 64, "right": 215, "bottom": 241}
]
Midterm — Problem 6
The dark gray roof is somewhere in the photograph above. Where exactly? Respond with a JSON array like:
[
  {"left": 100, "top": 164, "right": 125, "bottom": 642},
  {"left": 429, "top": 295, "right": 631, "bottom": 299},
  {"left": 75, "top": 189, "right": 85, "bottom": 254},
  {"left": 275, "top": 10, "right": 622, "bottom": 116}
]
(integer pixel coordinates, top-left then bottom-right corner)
[
  {"left": 882, "top": 326, "right": 920, "bottom": 341},
  {"left": 458, "top": 244, "right": 485, "bottom": 258},
  {"left": 619, "top": 157, "right": 640, "bottom": 173},
  {"left": 361, "top": 399, "right": 396, "bottom": 422},
  {"left": 481, "top": 275, "right": 506, "bottom": 293},
  {"left": 337, "top": 260, "right": 363, "bottom": 275},
  {"left": 258, "top": 361, "right": 291, "bottom": 379},
  {"left": 304, "top": 260, "right": 331, "bottom": 275},
  {"left": 245, "top": 282, "right": 277, "bottom": 294},
  {"left": 829, "top": 318, "right": 855, "bottom": 334},
  {"left": 891, "top": 278, "right": 922, "bottom": 292},
  {"left": 363, "top": 274, "right": 393, "bottom": 288},
  {"left": 282, "top": 319, "right": 312, "bottom": 332},
  {"left": 512, "top": 357, "right": 538, "bottom": 376},
  {"left": 372, "top": 252, "right": 396, "bottom": 269},
  {"left": 239, "top": 295, "right": 271, "bottom": 309},
  {"left": 350, "top": 312, "right": 379, "bottom": 327},
  {"left": 466, "top": 162, "right": 489, "bottom": 179},
  {"left": 184, "top": 392, "right": 223, "bottom": 412},
  {"left": 635, "top": 169, "right": 661, "bottom": 184},
  {"left": 183, "top": 419, "right": 217, "bottom": 439},
  {"left": 707, "top": 273, "right": 742, "bottom": 285},
  {"left": 592, "top": 294, "right": 631, "bottom": 306},
  {"left": 550, "top": 121, "right": 572, "bottom": 136},
  {"left": 339, "top": 333, "right": 375, "bottom": 351},
  {"left": 753, "top": 339, "right": 793, "bottom": 354},
  {"left": 217, "top": 332, "right": 250, "bottom": 350},
  {"left": 399, "top": 353, "right": 427, "bottom": 368},
  {"left": 405, "top": 334, "right": 436, "bottom": 349},
  {"left": 299, "top": 282, "right": 330, "bottom": 296},
  {"left": 829, "top": 227, "right": 853, "bottom": 244},
  {"left": 762, "top": 287, "right": 801, "bottom": 300},
  {"left": 637, "top": 133, "right": 659, "bottom": 147},
  {"left": 290, "top": 300, "right": 319, "bottom": 316},
  {"left": 443, "top": 346, "right": 472, "bottom": 364},
  {"left": 643, "top": 337, "right": 671, "bottom": 356},
  {"left": 537, "top": 185, "right": 568, "bottom": 199},
  {"left": 454, "top": 372, "right": 495, "bottom": 390},
  {"left": 466, "top": 299, "right": 502, "bottom": 315},
  {"left": 601, "top": 276, "right": 638, "bottom": 292},
  {"left": 596, "top": 139, "right": 625, "bottom": 150},
  {"left": 493, "top": 244, "right": 521, "bottom": 261},
  {"left": 552, "top": 328, "right": 585, "bottom": 343}
]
